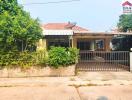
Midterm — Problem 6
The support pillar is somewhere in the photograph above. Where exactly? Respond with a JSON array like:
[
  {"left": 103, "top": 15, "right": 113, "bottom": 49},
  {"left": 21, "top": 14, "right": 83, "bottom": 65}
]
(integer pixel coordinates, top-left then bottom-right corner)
[
  {"left": 90, "top": 41, "right": 95, "bottom": 51},
  {"left": 105, "top": 38, "right": 111, "bottom": 51},
  {"left": 72, "top": 37, "right": 77, "bottom": 48}
]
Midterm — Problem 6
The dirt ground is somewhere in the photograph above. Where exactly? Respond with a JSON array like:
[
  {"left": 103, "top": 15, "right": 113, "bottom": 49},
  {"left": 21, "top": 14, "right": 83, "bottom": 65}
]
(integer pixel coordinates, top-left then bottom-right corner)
[
  {"left": 0, "top": 86, "right": 132, "bottom": 100},
  {"left": 78, "top": 86, "right": 132, "bottom": 100},
  {"left": 0, "top": 72, "right": 132, "bottom": 100},
  {"left": 0, "top": 86, "right": 80, "bottom": 100}
]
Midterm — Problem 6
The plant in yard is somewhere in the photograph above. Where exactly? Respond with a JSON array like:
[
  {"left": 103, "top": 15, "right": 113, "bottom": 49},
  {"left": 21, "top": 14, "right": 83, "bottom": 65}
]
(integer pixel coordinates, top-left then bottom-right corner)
[
  {"left": 35, "top": 49, "right": 48, "bottom": 66},
  {"left": 48, "top": 47, "right": 69, "bottom": 68},
  {"left": 67, "top": 47, "right": 79, "bottom": 64},
  {"left": 48, "top": 47, "right": 79, "bottom": 68},
  {"left": 0, "top": 0, "right": 43, "bottom": 69},
  {"left": 0, "top": 51, "right": 47, "bottom": 69},
  {"left": 0, "top": 0, "right": 42, "bottom": 52},
  {"left": 0, "top": 51, "right": 34, "bottom": 68}
]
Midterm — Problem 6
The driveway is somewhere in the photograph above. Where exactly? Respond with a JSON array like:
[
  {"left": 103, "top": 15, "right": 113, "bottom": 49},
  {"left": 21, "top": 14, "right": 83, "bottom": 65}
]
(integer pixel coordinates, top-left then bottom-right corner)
[{"left": 78, "top": 72, "right": 132, "bottom": 81}]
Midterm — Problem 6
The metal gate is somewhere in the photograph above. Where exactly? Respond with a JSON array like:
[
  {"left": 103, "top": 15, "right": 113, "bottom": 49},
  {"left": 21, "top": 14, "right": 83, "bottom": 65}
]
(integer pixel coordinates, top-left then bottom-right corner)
[{"left": 76, "top": 51, "right": 130, "bottom": 71}]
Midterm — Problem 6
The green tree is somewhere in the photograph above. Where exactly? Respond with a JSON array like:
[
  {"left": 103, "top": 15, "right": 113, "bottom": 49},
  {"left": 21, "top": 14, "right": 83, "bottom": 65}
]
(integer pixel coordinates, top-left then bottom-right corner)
[
  {"left": 0, "top": 0, "right": 42, "bottom": 52},
  {"left": 118, "top": 14, "right": 132, "bottom": 32},
  {"left": 111, "top": 14, "right": 132, "bottom": 51},
  {"left": 111, "top": 36, "right": 132, "bottom": 51}
]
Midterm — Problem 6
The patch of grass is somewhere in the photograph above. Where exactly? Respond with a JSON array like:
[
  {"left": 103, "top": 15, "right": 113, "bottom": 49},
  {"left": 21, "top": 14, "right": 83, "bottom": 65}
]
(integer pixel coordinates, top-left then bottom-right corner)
[
  {"left": 101, "top": 79, "right": 109, "bottom": 81},
  {"left": 75, "top": 70, "right": 79, "bottom": 75},
  {"left": 0, "top": 85, "right": 15, "bottom": 87},
  {"left": 120, "top": 84, "right": 124, "bottom": 85},
  {"left": 0, "top": 84, "right": 47, "bottom": 87},
  {"left": 69, "top": 83, "right": 112, "bottom": 88},
  {"left": 69, "top": 83, "right": 99, "bottom": 88},
  {"left": 86, "top": 83, "right": 98, "bottom": 86},
  {"left": 69, "top": 77, "right": 76, "bottom": 81},
  {"left": 104, "top": 84, "right": 112, "bottom": 86},
  {"left": 71, "top": 85, "right": 82, "bottom": 88}
]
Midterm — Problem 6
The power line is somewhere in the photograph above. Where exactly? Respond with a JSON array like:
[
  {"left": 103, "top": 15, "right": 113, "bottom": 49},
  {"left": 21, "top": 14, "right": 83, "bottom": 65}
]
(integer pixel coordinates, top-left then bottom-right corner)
[{"left": 22, "top": 0, "right": 80, "bottom": 5}]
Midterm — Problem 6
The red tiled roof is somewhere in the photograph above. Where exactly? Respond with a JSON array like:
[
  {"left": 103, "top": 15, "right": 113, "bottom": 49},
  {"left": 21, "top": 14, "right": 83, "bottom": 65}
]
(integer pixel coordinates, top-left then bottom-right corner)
[
  {"left": 122, "top": 1, "right": 132, "bottom": 6},
  {"left": 42, "top": 23, "right": 89, "bottom": 31}
]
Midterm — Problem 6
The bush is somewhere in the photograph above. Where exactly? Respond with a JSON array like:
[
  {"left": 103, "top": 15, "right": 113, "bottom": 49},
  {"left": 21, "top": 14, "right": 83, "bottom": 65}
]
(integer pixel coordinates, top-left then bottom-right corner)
[
  {"left": 0, "top": 47, "right": 79, "bottom": 69},
  {"left": 0, "top": 51, "right": 19, "bottom": 67},
  {"left": 35, "top": 50, "right": 48, "bottom": 66},
  {"left": 48, "top": 47, "right": 68, "bottom": 68},
  {"left": 48, "top": 47, "right": 79, "bottom": 68},
  {"left": 67, "top": 48, "right": 79, "bottom": 64},
  {"left": 0, "top": 50, "right": 48, "bottom": 69},
  {"left": 17, "top": 51, "right": 36, "bottom": 69}
]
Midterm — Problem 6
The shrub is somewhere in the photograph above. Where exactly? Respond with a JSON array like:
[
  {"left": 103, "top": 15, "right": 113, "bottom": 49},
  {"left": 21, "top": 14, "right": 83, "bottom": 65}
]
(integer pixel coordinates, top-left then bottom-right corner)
[
  {"left": 0, "top": 47, "right": 79, "bottom": 69},
  {"left": 0, "top": 51, "right": 19, "bottom": 67},
  {"left": 67, "top": 48, "right": 79, "bottom": 64},
  {"left": 48, "top": 47, "right": 79, "bottom": 68},
  {"left": 0, "top": 50, "right": 48, "bottom": 69},
  {"left": 35, "top": 49, "right": 48, "bottom": 66},
  {"left": 48, "top": 47, "right": 68, "bottom": 68},
  {"left": 17, "top": 51, "right": 36, "bottom": 69}
]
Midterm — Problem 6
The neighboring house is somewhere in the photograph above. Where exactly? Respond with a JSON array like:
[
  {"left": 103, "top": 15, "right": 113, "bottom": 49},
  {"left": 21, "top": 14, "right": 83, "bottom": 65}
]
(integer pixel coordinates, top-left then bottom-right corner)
[{"left": 37, "top": 22, "right": 113, "bottom": 51}]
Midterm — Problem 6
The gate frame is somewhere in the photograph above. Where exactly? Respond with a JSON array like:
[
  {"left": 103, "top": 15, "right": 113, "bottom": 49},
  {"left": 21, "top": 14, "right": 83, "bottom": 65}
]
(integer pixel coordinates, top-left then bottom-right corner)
[
  {"left": 77, "top": 50, "right": 130, "bottom": 71},
  {"left": 130, "top": 48, "right": 132, "bottom": 72}
]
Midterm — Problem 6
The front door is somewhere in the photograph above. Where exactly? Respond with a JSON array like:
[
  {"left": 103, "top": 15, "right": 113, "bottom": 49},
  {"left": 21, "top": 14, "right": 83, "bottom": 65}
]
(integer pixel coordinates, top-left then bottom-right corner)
[{"left": 77, "top": 40, "right": 94, "bottom": 51}]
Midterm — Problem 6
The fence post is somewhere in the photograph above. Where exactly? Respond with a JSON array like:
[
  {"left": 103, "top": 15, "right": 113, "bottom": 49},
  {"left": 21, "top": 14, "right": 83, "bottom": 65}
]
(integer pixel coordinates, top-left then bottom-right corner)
[{"left": 130, "top": 48, "right": 132, "bottom": 72}]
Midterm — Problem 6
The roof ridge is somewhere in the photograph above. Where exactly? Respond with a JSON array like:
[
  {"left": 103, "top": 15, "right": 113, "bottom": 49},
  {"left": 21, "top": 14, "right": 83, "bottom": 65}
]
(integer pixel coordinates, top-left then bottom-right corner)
[{"left": 42, "top": 22, "right": 89, "bottom": 31}]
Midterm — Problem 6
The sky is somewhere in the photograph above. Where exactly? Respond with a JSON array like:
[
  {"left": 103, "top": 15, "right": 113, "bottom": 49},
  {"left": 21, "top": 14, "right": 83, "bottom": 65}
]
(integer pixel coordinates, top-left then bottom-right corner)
[{"left": 18, "top": 0, "right": 131, "bottom": 31}]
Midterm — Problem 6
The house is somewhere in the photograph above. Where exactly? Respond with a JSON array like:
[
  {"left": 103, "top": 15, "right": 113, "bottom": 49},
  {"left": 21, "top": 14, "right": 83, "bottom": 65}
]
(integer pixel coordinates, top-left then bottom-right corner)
[{"left": 37, "top": 22, "right": 113, "bottom": 51}]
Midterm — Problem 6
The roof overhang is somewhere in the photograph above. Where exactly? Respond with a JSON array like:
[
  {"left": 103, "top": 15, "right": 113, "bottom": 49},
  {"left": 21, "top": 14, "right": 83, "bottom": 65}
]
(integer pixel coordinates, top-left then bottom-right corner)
[
  {"left": 74, "top": 31, "right": 132, "bottom": 36},
  {"left": 111, "top": 32, "right": 132, "bottom": 35},
  {"left": 74, "top": 31, "right": 90, "bottom": 34},
  {"left": 43, "top": 30, "right": 132, "bottom": 36},
  {"left": 43, "top": 30, "right": 73, "bottom": 35},
  {"left": 74, "top": 31, "right": 114, "bottom": 36}
]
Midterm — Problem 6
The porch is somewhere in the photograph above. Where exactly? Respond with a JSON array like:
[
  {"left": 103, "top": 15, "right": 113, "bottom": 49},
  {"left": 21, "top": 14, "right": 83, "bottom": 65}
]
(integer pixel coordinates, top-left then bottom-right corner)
[{"left": 72, "top": 32, "right": 113, "bottom": 51}]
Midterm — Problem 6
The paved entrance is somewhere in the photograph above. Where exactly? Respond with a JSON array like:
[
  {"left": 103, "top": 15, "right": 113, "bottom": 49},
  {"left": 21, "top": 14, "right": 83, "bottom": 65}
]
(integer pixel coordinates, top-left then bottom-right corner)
[{"left": 77, "top": 72, "right": 132, "bottom": 81}]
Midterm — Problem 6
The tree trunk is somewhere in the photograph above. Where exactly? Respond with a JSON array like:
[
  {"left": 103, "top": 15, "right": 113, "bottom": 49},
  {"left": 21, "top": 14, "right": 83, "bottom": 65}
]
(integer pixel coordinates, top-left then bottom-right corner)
[
  {"left": 21, "top": 40, "right": 23, "bottom": 52},
  {"left": 24, "top": 41, "right": 28, "bottom": 51}
]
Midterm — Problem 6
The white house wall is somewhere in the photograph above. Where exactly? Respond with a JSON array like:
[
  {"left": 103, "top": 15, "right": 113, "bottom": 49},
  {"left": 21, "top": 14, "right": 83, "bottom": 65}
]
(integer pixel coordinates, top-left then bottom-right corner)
[{"left": 43, "top": 30, "right": 73, "bottom": 35}]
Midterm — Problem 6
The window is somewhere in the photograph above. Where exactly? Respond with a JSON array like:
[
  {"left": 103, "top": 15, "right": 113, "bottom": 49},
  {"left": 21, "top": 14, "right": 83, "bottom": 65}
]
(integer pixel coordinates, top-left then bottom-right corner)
[{"left": 96, "top": 40, "right": 104, "bottom": 50}]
